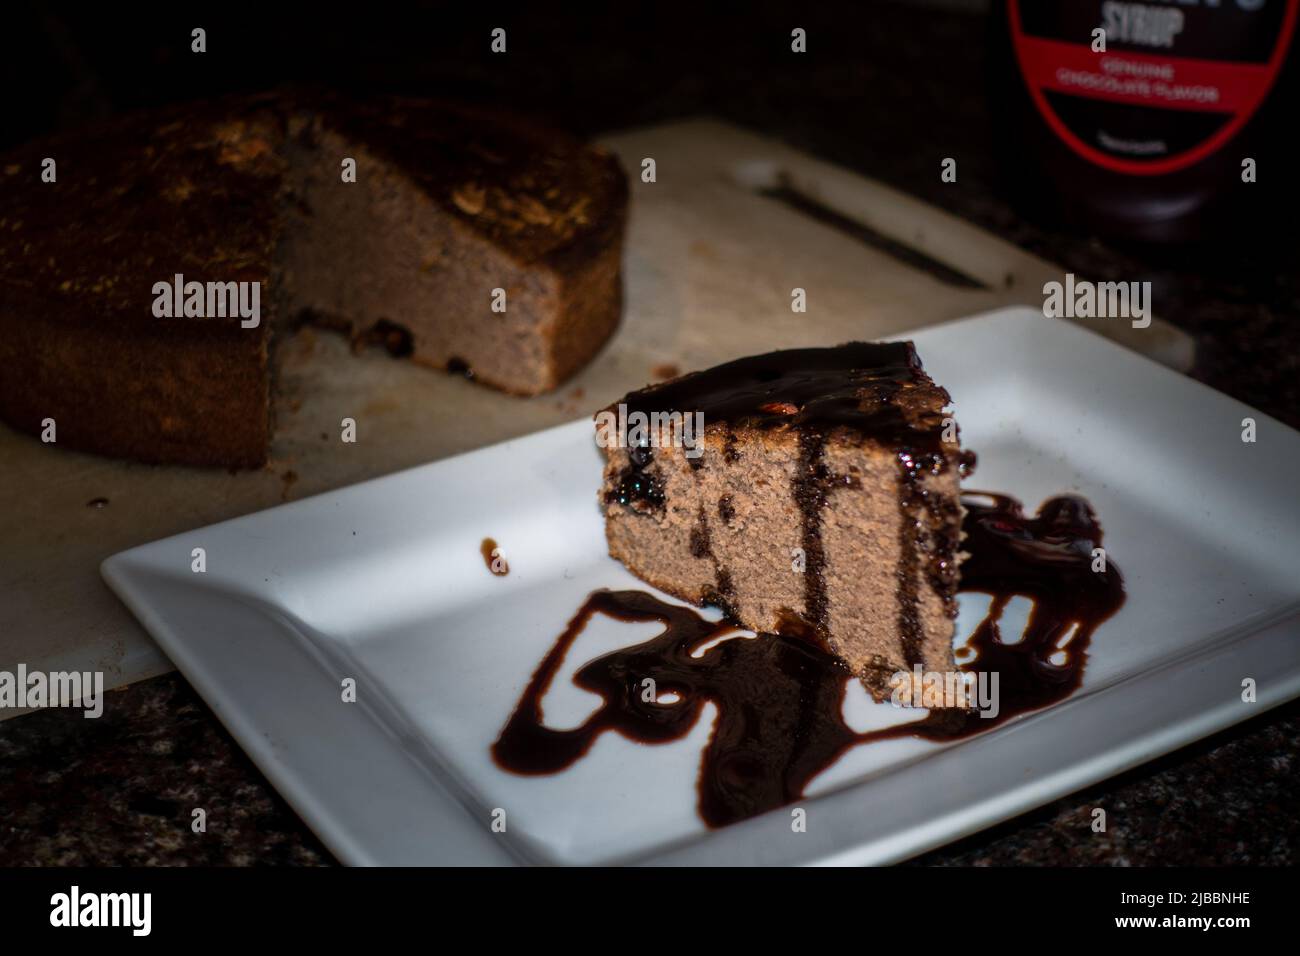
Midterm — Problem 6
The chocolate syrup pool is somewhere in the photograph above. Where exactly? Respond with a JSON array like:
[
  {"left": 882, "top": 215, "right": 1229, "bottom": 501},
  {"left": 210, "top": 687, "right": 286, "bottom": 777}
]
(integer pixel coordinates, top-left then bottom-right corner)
[{"left": 492, "top": 492, "right": 1125, "bottom": 829}]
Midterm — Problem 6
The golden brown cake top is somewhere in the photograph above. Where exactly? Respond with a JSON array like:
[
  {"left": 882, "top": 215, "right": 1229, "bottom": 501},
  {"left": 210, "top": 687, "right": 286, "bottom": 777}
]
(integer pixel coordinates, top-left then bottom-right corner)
[
  {"left": 310, "top": 94, "right": 628, "bottom": 268},
  {"left": 0, "top": 95, "right": 286, "bottom": 331},
  {"left": 0, "top": 92, "right": 629, "bottom": 329}
]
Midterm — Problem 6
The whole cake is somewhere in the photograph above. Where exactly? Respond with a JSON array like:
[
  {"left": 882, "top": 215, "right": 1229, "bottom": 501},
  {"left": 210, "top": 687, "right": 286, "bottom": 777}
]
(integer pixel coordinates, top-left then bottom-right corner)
[
  {"left": 596, "top": 342, "right": 970, "bottom": 701},
  {"left": 0, "top": 93, "right": 627, "bottom": 467}
]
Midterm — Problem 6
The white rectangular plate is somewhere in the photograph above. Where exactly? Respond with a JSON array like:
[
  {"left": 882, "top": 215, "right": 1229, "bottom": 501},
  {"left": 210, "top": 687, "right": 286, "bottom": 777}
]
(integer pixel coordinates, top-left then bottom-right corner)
[{"left": 103, "top": 307, "right": 1300, "bottom": 866}]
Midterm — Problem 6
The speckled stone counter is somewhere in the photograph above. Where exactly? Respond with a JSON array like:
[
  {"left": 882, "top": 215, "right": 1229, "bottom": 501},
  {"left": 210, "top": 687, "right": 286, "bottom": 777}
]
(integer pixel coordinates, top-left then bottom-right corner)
[
  {"left": 2, "top": 2, "right": 1296, "bottom": 865},
  {"left": 0, "top": 677, "right": 329, "bottom": 866},
  {"left": 2, "top": 674, "right": 1295, "bottom": 866}
]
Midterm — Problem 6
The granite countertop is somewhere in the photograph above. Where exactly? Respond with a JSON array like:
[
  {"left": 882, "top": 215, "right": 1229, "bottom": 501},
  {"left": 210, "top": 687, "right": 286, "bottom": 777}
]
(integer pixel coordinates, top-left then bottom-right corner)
[{"left": 2, "top": 2, "right": 1296, "bottom": 866}]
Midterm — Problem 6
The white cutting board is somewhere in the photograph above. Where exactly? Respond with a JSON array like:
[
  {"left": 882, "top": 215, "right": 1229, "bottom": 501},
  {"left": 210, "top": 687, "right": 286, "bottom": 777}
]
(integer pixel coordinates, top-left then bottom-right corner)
[{"left": 1, "top": 118, "right": 1193, "bottom": 718}]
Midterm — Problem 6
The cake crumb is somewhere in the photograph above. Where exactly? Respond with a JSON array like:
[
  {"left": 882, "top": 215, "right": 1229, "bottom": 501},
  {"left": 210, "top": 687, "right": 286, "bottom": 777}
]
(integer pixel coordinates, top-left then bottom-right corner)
[
  {"left": 651, "top": 363, "right": 680, "bottom": 381},
  {"left": 280, "top": 469, "right": 299, "bottom": 501},
  {"left": 452, "top": 183, "right": 487, "bottom": 215},
  {"left": 481, "top": 537, "right": 509, "bottom": 576}
]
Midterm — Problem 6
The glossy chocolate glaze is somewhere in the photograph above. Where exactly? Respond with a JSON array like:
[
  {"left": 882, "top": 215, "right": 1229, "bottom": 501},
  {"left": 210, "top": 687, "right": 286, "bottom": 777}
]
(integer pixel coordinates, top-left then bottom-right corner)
[
  {"left": 494, "top": 492, "right": 1125, "bottom": 828},
  {"left": 615, "top": 342, "right": 943, "bottom": 437},
  {"left": 604, "top": 458, "right": 665, "bottom": 509}
]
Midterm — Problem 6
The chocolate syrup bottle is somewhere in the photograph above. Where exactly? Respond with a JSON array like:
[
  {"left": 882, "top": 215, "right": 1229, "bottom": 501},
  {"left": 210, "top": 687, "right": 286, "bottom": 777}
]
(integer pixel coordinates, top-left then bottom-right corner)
[{"left": 991, "top": 0, "right": 1298, "bottom": 248}]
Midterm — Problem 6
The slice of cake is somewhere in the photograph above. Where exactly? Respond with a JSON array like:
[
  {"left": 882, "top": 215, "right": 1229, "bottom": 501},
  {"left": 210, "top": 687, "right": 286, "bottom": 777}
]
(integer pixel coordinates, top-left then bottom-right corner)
[
  {"left": 280, "top": 94, "right": 627, "bottom": 396},
  {"left": 596, "top": 342, "right": 971, "bottom": 701},
  {"left": 0, "top": 94, "right": 627, "bottom": 467}
]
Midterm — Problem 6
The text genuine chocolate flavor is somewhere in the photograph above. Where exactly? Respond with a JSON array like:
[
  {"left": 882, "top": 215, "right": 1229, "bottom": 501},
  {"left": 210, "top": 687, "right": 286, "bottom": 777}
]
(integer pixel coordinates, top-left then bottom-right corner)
[{"left": 493, "top": 492, "right": 1125, "bottom": 828}]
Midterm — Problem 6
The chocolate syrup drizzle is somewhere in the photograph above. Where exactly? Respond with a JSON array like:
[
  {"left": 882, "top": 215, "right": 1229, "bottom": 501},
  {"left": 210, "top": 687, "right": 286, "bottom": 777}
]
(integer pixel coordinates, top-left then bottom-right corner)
[
  {"left": 493, "top": 492, "right": 1125, "bottom": 829},
  {"left": 602, "top": 342, "right": 960, "bottom": 664},
  {"left": 480, "top": 537, "right": 509, "bottom": 576}
]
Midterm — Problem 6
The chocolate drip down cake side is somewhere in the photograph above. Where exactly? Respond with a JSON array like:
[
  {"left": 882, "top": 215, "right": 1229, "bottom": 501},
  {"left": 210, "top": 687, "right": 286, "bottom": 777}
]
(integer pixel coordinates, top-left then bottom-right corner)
[{"left": 596, "top": 342, "right": 972, "bottom": 701}]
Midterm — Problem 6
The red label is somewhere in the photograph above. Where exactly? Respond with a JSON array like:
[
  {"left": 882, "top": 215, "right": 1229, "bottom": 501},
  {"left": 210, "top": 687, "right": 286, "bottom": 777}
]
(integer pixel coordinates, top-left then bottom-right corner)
[{"left": 1009, "top": 0, "right": 1297, "bottom": 175}]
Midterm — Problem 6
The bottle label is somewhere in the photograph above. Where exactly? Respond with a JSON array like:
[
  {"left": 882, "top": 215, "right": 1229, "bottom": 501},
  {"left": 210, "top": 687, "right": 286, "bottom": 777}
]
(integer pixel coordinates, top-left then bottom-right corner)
[{"left": 1009, "top": 0, "right": 1296, "bottom": 175}]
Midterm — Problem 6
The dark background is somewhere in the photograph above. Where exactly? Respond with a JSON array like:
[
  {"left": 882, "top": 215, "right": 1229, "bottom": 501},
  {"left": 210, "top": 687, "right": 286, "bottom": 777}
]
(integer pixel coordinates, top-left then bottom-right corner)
[
  {"left": 2, "top": 0, "right": 1296, "bottom": 865},
  {"left": 5, "top": 0, "right": 1296, "bottom": 420}
]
